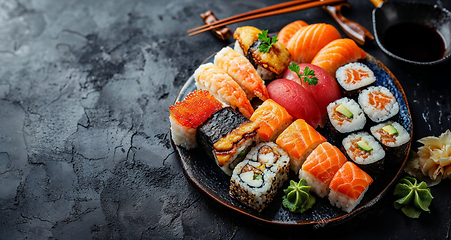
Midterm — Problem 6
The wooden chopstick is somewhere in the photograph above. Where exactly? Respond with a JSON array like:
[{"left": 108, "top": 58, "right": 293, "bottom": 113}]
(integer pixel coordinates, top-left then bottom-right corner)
[
  {"left": 188, "top": 0, "right": 316, "bottom": 33},
  {"left": 188, "top": 0, "right": 346, "bottom": 37}
]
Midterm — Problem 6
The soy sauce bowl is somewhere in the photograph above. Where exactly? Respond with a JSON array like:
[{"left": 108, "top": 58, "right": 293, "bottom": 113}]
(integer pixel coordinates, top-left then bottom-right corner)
[{"left": 372, "top": 1, "right": 451, "bottom": 66}]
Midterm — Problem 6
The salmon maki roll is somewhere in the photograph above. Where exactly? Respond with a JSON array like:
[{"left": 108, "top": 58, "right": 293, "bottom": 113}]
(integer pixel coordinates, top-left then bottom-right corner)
[
  {"left": 250, "top": 99, "right": 294, "bottom": 142},
  {"left": 286, "top": 23, "right": 342, "bottom": 63},
  {"left": 194, "top": 63, "right": 254, "bottom": 118},
  {"left": 299, "top": 142, "right": 348, "bottom": 197},
  {"left": 169, "top": 90, "right": 224, "bottom": 149},
  {"left": 311, "top": 38, "right": 367, "bottom": 78},
  {"left": 278, "top": 20, "right": 309, "bottom": 47},
  {"left": 328, "top": 161, "right": 373, "bottom": 213},
  {"left": 276, "top": 119, "right": 327, "bottom": 173},
  {"left": 214, "top": 46, "right": 269, "bottom": 101},
  {"left": 358, "top": 86, "right": 400, "bottom": 123}
]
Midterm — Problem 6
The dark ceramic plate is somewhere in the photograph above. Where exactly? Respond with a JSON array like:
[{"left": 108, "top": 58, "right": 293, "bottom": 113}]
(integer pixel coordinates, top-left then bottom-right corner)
[{"left": 172, "top": 52, "right": 412, "bottom": 227}]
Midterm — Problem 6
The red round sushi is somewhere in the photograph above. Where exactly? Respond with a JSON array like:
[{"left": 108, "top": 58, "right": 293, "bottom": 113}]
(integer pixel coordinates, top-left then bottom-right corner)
[
  {"left": 267, "top": 78, "right": 321, "bottom": 128},
  {"left": 283, "top": 63, "right": 342, "bottom": 127}
]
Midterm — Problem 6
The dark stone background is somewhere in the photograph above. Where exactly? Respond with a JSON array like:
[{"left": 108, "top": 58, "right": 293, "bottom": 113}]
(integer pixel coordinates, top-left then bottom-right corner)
[{"left": 0, "top": 0, "right": 450, "bottom": 239}]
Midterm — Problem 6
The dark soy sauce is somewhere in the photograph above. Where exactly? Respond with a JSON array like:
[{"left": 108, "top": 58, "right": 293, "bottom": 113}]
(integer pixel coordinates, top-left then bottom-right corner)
[{"left": 382, "top": 22, "right": 446, "bottom": 62}]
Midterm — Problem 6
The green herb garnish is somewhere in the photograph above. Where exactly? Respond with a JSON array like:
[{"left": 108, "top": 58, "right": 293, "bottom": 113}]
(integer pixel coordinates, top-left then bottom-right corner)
[
  {"left": 393, "top": 176, "right": 433, "bottom": 218},
  {"left": 237, "top": 150, "right": 246, "bottom": 158},
  {"left": 258, "top": 30, "right": 278, "bottom": 53},
  {"left": 288, "top": 63, "right": 319, "bottom": 86},
  {"left": 282, "top": 179, "right": 316, "bottom": 213},
  {"left": 253, "top": 174, "right": 262, "bottom": 181}
]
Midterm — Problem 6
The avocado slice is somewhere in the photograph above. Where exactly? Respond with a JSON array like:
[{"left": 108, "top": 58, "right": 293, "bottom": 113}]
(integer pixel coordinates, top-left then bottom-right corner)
[
  {"left": 382, "top": 125, "right": 398, "bottom": 135},
  {"left": 336, "top": 104, "right": 353, "bottom": 118},
  {"left": 357, "top": 140, "right": 373, "bottom": 152}
]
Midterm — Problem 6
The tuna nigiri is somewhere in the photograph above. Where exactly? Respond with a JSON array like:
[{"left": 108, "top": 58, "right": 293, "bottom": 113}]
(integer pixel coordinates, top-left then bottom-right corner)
[
  {"left": 286, "top": 23, "right": 342, "bottom": 63},
  {"left": 278, "top": 20, "right": 309, "bottom": 47},
  {"left": 214, "top": 46, "right": 269, "bottom": 101},
  {"left": 194, "top": 63, "right": 254, "bottom": 118},
  {"left": 283, "top": 63, "right": 342, "bottom": 127},
  {"left": 328, "top": 161, "right": 373, "bottom": 213},
  {"left": 169, "top": 89, "right": 224, "bottom": 149},
  {"left": 276, "top": 119, "right": 327, "bottom": 173},
  {"left": 311, "top": 38, "right": 367, "bottom": 78},
  {"left": 250, "top": 99, "right": 294, "bottom": 142},
  {"left": 299, "top": 142, "right": 348, "bottom": 197},
  {"left": 267, "top": 79, "right": 321, "bottom": 128}
]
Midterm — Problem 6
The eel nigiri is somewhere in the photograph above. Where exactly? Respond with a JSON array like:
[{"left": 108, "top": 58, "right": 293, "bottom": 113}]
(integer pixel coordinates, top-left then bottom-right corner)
[
  {"left": 250, "top": 99, "right": 293, "bottom": 142},
  {"left": 276, "top": 119, "right": 327, "bottom": 173},
  {"left": 214, "top": 46, "right": 269, "bottom": 101},
  {"left": 169, "top": 89, "right": 224, "bottom": 149},
  {"left": 278, "top": 20, "right": 309, "bottom": 47},
  {"left": 286, "top": 23, "right": 342, "bottom": 63},
  {"left": 311, "top": 38, "right": 367, "bottom": 78},
  {"left": 194, "top": 63, "right": 254, "bottom": 119},
  {"left": 299, "top": 142, "right": 348, "bottom": 197},
  {"left": 233, "top": 26, "right": 291, "bottom": 81},
  {"left": 328, "top": 161, "right": 373, "bottom": 213}
]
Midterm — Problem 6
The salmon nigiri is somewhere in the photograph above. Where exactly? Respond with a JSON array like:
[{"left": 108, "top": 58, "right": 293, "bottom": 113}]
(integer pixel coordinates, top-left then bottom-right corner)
[
  {"left": 278, "top": 20, "right": 309, "bottom": 47},
  {"left": 299, "top": 142, "right": 347, "bottom": 197},
  {"left": 194, "top": 63, "right": 254, "bottom": 118},
  {"left": 250, "top": 99, "right": 294, "bottom": 142},
  {"left": 214, "top": 46, "right": 269, "bottom": 101},
  {"left": 286, "top": 23, "right": 341, "bottom": 63},
  {"left": 311, "top": 38, "right": 367, "bottom": 78},
  {"left": 328, "top": 161, "right": 373, "bottom": 213},
  {"left": 276, "top": 119, "right": 327, "bottom": 173}
]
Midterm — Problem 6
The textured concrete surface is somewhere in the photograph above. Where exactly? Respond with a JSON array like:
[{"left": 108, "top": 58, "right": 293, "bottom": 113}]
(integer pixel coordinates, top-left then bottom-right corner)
[{"left": 0, "top": 0, "right": 450, "bottom": 239}]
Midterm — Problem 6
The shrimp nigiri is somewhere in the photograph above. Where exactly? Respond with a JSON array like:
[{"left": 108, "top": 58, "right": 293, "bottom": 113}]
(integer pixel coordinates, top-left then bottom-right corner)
[
  {"left": 214, "top": 46, "right": 269, "bottom": 101},
  {"left": 194, "top": 63, "right": 254, "bottom": 118}
]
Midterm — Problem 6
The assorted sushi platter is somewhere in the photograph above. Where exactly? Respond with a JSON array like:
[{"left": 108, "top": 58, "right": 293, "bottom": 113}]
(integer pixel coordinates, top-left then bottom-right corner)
[{"left": 170, "top": 22, "right": 412, "bottom": 226}]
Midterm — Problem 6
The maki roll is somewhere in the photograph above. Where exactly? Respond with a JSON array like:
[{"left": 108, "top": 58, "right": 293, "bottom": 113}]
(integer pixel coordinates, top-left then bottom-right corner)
[
  {"left": 342, "top": 131, "right": 385, "bottom": 176},
  {"left": 358, "top": 86, "right": 399, "bottom": 124},
  {"left": 233, "top": 26, "right": 291, "bottom": 81},
  {"left": 335, "top": 62, "right": 376, "bottom": 99},
  {"left": 229, "top": 142, "right": 290, "bottom": 212},
  {"left": 169, "top": 90, "right": 224, "bottom": 149},
  {"left": 250, "top": 99, "right": 293, "bottom": 142},
  {"left": 370, "top": 121, "right": 410, "bottom": 160},
  {"left": 243, "top": 142, "right": 290, "bottom": 188},
  {"left": 276, "top": 119, "right": 327, "bottom": 174},
  {"left": 197, "top": 107, "right": 259, "bottom": 176},
  {"left": 299, "top": 142, "right": 348, "bottom": 198},
  {"left": 326, "top": 97, "right": 366, "bottom": 142},
  {"left": 328, "top": 161, "right": 373, "bottom": 213}
]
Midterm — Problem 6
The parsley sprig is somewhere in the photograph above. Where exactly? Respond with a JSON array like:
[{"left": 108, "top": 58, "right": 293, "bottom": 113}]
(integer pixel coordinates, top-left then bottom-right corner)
[
  {"left": 288, "top": 63, "right": 319, "bottom": 86},
  {"left": 258, "top": 30, "right": 278, "bottom": 53}
]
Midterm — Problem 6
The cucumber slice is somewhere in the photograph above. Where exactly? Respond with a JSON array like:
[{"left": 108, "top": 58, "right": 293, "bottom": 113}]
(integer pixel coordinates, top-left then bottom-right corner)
[
  {"left": 336, "top": 104, "right": 353, "bottom": 118},
  {"left": 382, "top": 125, "right": 399, "bottom": 135},
  {"left": 357, "top": 140, "right": 373, "bottom": 152}
]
